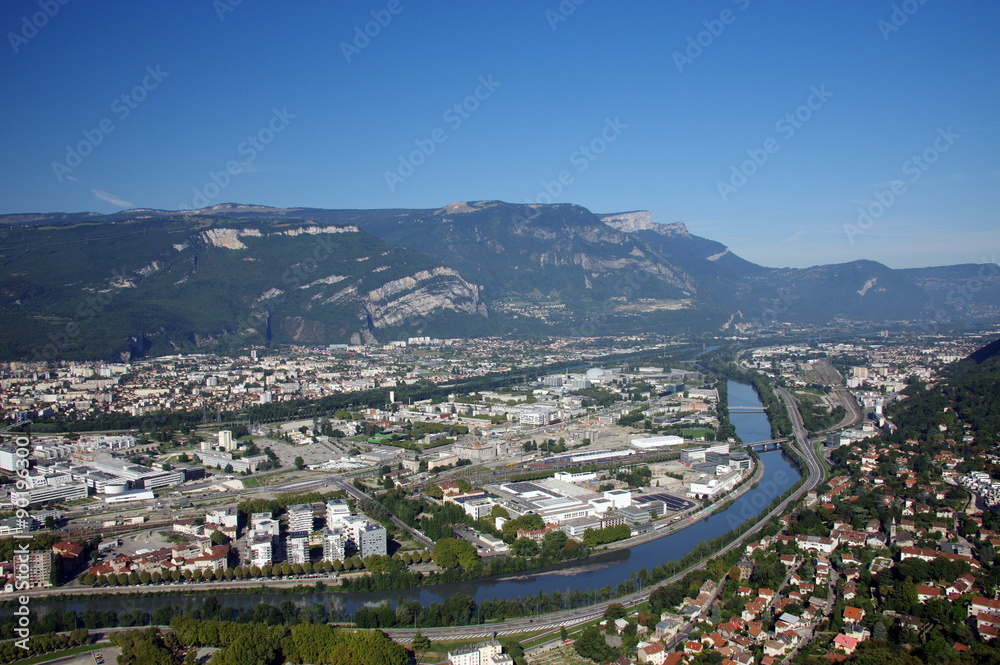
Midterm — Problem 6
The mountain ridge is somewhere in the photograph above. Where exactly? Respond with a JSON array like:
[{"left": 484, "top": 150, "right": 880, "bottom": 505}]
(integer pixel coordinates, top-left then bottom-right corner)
[{"left": 1, "top": 200, "right": 999, "bottom": 360}]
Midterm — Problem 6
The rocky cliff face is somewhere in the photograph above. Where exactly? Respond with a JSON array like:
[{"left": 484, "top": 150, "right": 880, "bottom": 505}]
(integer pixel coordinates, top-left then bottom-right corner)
[
  {"left": 361, "top": 267, "right": 485, "bottom": 329},
  {"left": 0, "top": 213, "right": 493, "bottom": 359},
  {"left": 599, "top": 210, "right": 654, "bottom": 232},
  {"left": 600, "top": 211, "right": 692, "bottom": 238}
]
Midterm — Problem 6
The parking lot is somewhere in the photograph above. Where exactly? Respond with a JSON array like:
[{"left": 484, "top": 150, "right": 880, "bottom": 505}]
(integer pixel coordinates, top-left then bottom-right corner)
[
  {"left": 111, "top": 527, "right": 186, "bottom": 556},
  {"left": 254, "top": 436, "right": 341, "bottom": 468}
]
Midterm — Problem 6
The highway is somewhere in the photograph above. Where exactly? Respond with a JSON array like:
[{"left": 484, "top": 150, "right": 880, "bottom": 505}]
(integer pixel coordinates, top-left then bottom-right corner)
[
  {"left": 381, "top": 389, "right": 828, "bottom": 643},
  {"left": 774, "top": 387, "right": 825, "bottom": 492},
  {"left": 16, "top": 375, "right": 836, "bottom": 654}
]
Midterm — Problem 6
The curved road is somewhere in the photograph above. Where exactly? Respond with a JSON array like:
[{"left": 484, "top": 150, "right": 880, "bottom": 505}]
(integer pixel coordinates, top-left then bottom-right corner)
[
  {"left": 21, "top": 379, "right": 833, "bottom": 652},
  {"left": 382, "top": 388, "right": 828, "bottom": 643}
]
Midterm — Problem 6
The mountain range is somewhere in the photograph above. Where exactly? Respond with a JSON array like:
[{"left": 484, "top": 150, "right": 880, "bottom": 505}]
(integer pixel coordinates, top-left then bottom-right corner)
[{"left": 1, "top": 200, "right": 998, "bottom": 361}]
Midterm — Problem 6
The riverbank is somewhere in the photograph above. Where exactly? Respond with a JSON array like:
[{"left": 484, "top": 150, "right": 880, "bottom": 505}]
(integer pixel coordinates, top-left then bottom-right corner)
[{"left": 9, "top": 380, "right": 795, "bottom": 624}]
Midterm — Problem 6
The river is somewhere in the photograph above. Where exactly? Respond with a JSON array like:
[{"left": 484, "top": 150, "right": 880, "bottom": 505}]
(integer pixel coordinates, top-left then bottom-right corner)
[{"left": 24, "top": 379, "right": 798, "bottom": 618}]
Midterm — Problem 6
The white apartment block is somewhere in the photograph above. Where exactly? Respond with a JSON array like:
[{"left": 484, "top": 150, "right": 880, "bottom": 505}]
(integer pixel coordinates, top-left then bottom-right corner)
[
  {"left": 287, "top": 504, "right": 315, "bottom": 533},
  {"left": 286, "top": 532, "right": 309, "bottom": 564},
  {"left": 326, "top": 499, "right": 351, "bottom": 526},
  {"left": 356, "top": 523, "right": 387, "bottom": 558},
  {"left": 322, "top": 528, "right": 347, "bottom": 562},
  {"left": 447, "top": 641, "right": 503, "bottom": 665},
  {"left": 249, "top": 535, "right": 273, "bottom": 567},
  {"left": 206, "top": 508, "right": 239, "bottom": 529}
]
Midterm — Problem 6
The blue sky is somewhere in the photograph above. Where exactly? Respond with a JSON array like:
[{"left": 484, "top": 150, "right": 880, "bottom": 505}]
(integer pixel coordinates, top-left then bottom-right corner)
[{"left": 1, "top": 1, "right": 997, "bottom": 269}]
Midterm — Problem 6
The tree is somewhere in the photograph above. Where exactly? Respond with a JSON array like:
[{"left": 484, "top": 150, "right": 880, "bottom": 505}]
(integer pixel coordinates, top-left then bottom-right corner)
[
  {"left": 541, "top": 530, "right": 568, "bottom": 556},
  {"left": 501, "top": 513, "right": 544, "bottom": 542},
  {"left": 604, "top": 603, "right": 627, "bottom": 622},
  {"left": 432, "top": 537, "right": 479, "bottom": 569},
  {"left": 412, "top": 631, "right": 431, "bottom": 658},
  {"left": 511, "top": 537, "right": 539, "bottom": 557},
  {"left": 574, "top": 625, "right": 616, "bottom": 663},
  {"left": 210, "top": 529, "right": 228, "bottom": 546},
  {"left": 294, "top": 456, "right": 305, "bottom": 470},
  {"left": 427, "top": 484, "right": 444, "bottom": 499}
]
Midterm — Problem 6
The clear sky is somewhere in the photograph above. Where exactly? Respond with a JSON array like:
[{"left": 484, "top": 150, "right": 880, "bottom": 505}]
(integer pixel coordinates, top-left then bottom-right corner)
[{"left": 2, "top": 1, "right": 997, "bottom": 269}]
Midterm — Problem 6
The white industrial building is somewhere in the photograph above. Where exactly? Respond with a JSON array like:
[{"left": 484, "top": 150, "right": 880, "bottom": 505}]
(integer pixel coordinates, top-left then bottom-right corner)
[
  {"left": 85, "top": 455, "right": 184, "bottom": 490},
  {"left": 195, "top": 451, "right": 268, "bottom": 473},
  {"left": 12, "top": 474, "right": 88, "bottom": 506},
  {"left": 603, "top": 489, "right": 633, "bottom": 509},
  {"left": 104, "top": 489, "right": 155, "bottom": 504},
  {"left": 453, "top": 494, "right": 496, "bottom": 519},
  {"left": 688, "top": 470, "right": 742, "bottom": 499},
  {"left": 553, "top": 471, "right": 598, "bottom": 484},
  {"left": 485, "top": 478, "right": 620, "bottom": 525},
  {"left": 630, "top": 435, "right": 684, "bottom": 449}
]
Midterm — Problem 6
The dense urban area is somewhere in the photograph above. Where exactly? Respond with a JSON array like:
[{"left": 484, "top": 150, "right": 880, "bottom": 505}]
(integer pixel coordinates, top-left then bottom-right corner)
[{"left": 1, "top": 328, "right": 1000, "bottom": 665}]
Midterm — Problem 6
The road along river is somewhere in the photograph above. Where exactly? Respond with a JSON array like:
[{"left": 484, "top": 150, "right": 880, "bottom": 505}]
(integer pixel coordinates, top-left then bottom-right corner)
[{"left": 23, "top": 380, "right": 799, "bottom": 619}]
